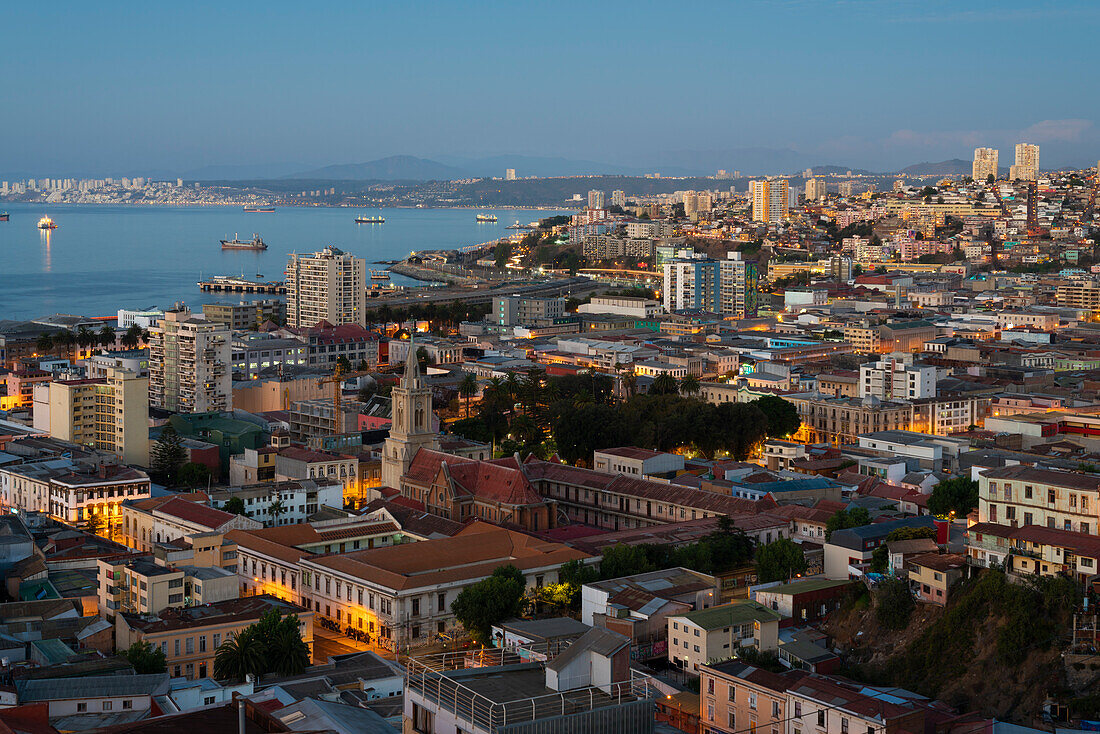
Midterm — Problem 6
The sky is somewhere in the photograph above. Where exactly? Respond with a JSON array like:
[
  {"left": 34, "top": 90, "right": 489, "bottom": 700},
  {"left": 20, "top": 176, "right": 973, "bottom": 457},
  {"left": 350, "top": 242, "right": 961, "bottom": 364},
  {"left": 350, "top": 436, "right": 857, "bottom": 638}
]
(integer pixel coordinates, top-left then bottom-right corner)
[{"left": 3, "top": 0, "right": 1099, "bottom": 176}]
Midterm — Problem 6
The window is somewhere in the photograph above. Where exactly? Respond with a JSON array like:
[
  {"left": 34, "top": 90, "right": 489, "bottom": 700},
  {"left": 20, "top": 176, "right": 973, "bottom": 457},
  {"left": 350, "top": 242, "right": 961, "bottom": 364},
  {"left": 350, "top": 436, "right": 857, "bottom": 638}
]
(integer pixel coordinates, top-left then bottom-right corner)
[
  {"left": 818, "top": 710, "right": 826, "bottom": 727},
  {"left": 199, "top": 636, "right": 206, "bottom": 653},
  {"left": 1049, "top": 490, "right": 1057, "bottom": 504},
  {"left": 103, "top": 701, "right": 113, "bottom": 711},
  {"left": 773, "top": 701, "right": 781, "bottom": 718},
  {"left": 77, "top": 703, "right": 87, "bottom": 713},
  {"left": 122, "top": 700, "right": 132, "bottom": 710},
  {"left": 694, "top": 645, "right": 700, "bottom": 652},
  {"left": 438, "top": 592, "right": 446, "bottom": 611},
  {"left": 707, "top": 678, "right": 714, "bottom": 694},
  {"left": 729, "top": 685, "right": 736, "bottom": 702},
  {"left": 213, "top": 634, "right": 221, "bottom": 648},
  {"left": 185, "top": 637, "right": 194, "bottom": 654},
  {"left": 795, "top": 702, "right": 802, "bottom": 718},
  {"left": 749, "top": 692, "right": 757, "bottom": 710},
  {"left": 842, "top": 718, "right": 849, "bottom": 734},
  {"left": 412, "top": 598, "right": 420, "bottom": 616},
  {"left": 174, "top": 639, "right": 180, "bottom": 656},
  {"left": 204, "top": 696, "right": 216, "bottom": 706}
]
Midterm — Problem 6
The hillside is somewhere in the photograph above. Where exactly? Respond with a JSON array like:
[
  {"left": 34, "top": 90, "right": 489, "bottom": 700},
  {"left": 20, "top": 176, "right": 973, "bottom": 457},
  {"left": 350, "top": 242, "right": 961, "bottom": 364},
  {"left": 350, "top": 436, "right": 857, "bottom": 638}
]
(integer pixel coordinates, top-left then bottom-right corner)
[
  {"left": 825, "top": 570, "right": 1088, "bottom": 721},
  {"left": 289, "top": 155, "right": 467, "bottom": 181},
  {"left": 897, "top": 158, "right": 971, "bottom": 176}
]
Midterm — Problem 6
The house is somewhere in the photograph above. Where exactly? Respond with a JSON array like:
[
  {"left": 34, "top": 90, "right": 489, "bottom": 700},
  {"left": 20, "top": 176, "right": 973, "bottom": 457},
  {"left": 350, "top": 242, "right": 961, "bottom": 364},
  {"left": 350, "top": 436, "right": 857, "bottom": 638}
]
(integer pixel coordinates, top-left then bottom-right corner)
[
  {"left": 592, "top": 447, "right": 685, "bottom": 478},
  {"left": 886, "top": 537, "right": 939, "bottom": 575},
  {"left": 824, "top": 516, "right": 938, "bottom": 579},
  {"left": 907, "top": 553, "right": 968, "bottom": 605},
  {"left": 698, "top": 661, "right": 806, "bottom": 734},
  {"left": 750, "top": 579, "right": 853, "bottom": 625},
  {"left": 776, "top": 640, "right": 841, "bottom": 673},
  {"left": 667, "top": 601, "right": 782, "bottom": 673},
  {"left": 121, "top": 494, "right": 259, "bottom": 553},
  {"left": 15, "top": 674, "right": 170, "bottom": 729},
  {"left": 967, "top": 522, "right": 1100, "bottom": 582}
]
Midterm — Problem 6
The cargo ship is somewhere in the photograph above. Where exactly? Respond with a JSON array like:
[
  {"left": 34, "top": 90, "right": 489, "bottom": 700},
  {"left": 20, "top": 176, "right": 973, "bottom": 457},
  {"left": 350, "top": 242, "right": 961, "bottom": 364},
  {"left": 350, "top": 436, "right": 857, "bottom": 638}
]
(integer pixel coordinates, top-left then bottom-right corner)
[
  {"left": 37, "top": 215, "right": 57, "bottom": 230},
  {"left": 355, "top": 213, "right": 385, "bottom": 224},
  {"left": 243, "top": 205, "right": 275, "bottom": 213},
  {"left": 220, "top": 233, "right": 267, "bottom": 250},
  {"left": 475, "top": 213, "right": 498, "bottom": 222}
]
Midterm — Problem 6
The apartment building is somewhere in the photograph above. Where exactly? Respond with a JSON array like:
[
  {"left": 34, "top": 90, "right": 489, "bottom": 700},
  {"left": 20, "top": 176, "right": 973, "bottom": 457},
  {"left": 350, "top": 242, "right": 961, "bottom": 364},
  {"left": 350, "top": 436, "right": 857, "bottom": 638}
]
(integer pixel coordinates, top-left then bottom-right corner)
[
  {"left": 967, "top": 522, "right": 1100, "bottom": 582},
  {"left": 493, "top": 295, "right": 566, "bottom": 326},
  {"left": 805, "top": 178, "right": 827, "bottom": 202},
  {"left": 97, "top": 557, "right": 237, "bottom": 620},
  {"left": 972, "top": 147, "right": 999, "bottom": 180},
  {"left": 115, "top": 594, "right": 312, "bottom": 681},
  {"left": 47, "top": 368, "right": 149, "bottom": 466},
  {"left": 230, "top": 333, "right": 307, "bottom": 379},
  {"left": 750, "top": 180, "right": 789, "bottom": 223},
  {"left": 878, "top": 320, "right": 937, "bottom": 353},
  {"left": 664, "top": 253, "right": 758, "bottom": 317},
  {"left": 667, "top": 601, "right": 781, "bottom": 673},
  {"left": 293, "top": 322, "right": 379, "bottom": 370},
  {"left": 978, "top": 465, "right": 1100, "bottom": 533},
  {"left": 201, "top": 299, "right": 285, "bottom": 331},
  {"left": 121, "top": 495, "right": 261, "bottom": 553},
  {"left": 286, "top": 246, "right": 366, "bottom": 328},
  {"left": 1056, "top": 283, "right": 1100, "bottom": 311},
  {"left": 148, "top": 306, "right": 232, "bottom": 413},
  {"left": 859, "top": 358, "right": 936, "bottom": 401},
  {"left": 1010, "top": 143, "right": 1039, "bottom": 181},
  {"left": 208, "top": 477, "right": 345, "bottom": 526},
  {"left": 298, "top": 522, "right": 588, "bottom": 649},
  {"left": 785, "top": 674, "right": 928, "bottom": 734}
]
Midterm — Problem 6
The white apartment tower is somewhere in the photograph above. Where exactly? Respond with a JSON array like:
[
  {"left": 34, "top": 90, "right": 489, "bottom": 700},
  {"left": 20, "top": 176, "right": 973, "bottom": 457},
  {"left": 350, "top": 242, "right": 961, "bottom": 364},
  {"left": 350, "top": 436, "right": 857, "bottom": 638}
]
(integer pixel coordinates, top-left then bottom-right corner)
[
  {"left": 380, "top": 337, "right": 440, "bottom": 489},
  {"left": 286, "top": 246, "right": 366, "bottom": 328},
  {"left": 587, "top": 189, "right": 606, "bottom": 210},
  {"left": 505, "top": 168, "right": 517, "bottom": 181},
  {"left": 148, "top": 306, "right": 232, "bottom": 413},
  {"left": 749, "top": 179, "right": 789, "bottom": 223},
  {"left": 1010, "top": 143, "right": 1039, "bottom": 181},
  {"left": 610, "top": 190, "right": 626, "bottom": 208},
  {"left": 972, "top": 147, "right": 999, "bottom": 181},
  {"left": 859, "top": 357, "right": 937, "bottom": 401}
]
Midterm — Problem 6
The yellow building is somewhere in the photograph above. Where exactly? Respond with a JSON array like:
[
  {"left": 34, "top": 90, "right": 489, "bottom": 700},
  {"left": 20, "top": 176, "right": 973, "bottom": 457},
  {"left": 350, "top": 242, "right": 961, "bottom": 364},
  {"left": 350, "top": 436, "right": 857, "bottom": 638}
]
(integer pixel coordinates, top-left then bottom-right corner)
[
  {"left": 115, "top": 594, "right": 313, "bottom": 680},
  {"left": 48, "top": 367, "right": 150, "bottom": 466},
  {"left": 97, "top": 556, "right": 238, "bottom": 621}
]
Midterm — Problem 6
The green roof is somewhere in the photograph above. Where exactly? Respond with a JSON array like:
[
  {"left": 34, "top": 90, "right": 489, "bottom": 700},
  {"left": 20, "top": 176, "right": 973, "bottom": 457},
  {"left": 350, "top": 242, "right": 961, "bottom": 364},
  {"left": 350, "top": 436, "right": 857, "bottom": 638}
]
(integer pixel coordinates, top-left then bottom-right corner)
[
  {"left": 681, "top": 601, "right": 781, "bottom": 630},
  {"left": 19, "top": 580, "right": 59, "bottom": 601},
  {"left": 756, "top": 578, "right": 852, "bottom": 596}
]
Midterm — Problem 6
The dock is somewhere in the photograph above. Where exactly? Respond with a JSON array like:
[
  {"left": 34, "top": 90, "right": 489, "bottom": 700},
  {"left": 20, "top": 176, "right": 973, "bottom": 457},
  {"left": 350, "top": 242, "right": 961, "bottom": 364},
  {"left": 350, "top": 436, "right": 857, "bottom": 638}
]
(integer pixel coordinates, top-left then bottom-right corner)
[{"left": 198, "top": 276, "right": 286, "bottom": 294}]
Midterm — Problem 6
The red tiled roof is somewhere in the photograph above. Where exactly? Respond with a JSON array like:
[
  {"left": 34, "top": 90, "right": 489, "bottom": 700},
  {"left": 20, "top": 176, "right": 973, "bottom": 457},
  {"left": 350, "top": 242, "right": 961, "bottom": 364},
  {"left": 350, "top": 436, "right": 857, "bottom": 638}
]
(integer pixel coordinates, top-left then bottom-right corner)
[
  {"left": 155, "top": 496, "right": 238, "bottom": 530},
  {"left": 405, "top": 449, "right": 545, "bottom": 507}
]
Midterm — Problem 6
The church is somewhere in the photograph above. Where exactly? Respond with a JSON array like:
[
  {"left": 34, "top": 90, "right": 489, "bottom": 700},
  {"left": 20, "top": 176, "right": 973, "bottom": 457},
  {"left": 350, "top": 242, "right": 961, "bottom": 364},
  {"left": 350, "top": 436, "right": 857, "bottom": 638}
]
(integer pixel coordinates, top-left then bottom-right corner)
[{"left": 379, "top": 338, "right": 557, "bottom": 533}]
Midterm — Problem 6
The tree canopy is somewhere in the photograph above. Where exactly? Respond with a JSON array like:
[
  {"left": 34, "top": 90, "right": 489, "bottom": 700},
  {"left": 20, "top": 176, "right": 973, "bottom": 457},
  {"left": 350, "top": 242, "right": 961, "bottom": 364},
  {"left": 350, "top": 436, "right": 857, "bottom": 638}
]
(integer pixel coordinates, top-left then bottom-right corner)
[
  {"left": 756, "top": 538, "right": 808, "bottom": 583},
  {"left": 213, "top": 608, "right": 310, "bottom": 681},
  {"left": 122, "top": 640, "right": 166, "bottom": 674},
  {"left": 927, "top": 477, "right": 979, "bottom": 518},
  {"left": 150, "top": 425, "right": 187, "bottom": 486},
  {"left": 451, "top": 565, "right": 527, "bottom": 643},
  {"left": 825, "top": 507, "right": 871, "bottom": 540}
]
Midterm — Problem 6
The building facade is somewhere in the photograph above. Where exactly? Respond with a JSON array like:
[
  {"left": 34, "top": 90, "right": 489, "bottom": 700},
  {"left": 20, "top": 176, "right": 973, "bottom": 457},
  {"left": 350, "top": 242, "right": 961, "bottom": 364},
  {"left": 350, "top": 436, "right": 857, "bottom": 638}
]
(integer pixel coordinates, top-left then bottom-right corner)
[
  {"left": 148, "top": 307, "right": 232, "bottom": 413},
  {"left": 286, "top": 246, "right": 367, "bottom": 328},
  {"left": 47, "top": 367, "right": 150, "bottom": 466}
]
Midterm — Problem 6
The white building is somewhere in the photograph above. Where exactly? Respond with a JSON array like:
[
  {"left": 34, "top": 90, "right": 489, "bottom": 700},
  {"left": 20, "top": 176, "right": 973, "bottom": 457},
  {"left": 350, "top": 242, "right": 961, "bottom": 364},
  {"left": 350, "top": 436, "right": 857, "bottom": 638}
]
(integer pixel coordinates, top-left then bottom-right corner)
[
  {"left": 577, "top": 295, "right": 661, "bottom": 319},
  {"left": 592, "top": 447, "right": 685, "bottom": 478},
  {"left": 859, "top": 357, "right": 936, "bottom": 400},
  {"left": 972, "top": 147, "right": 999, "bottom": 181},
  {"left": 286, "top": 246, "right": 366, "bottom": 328}
]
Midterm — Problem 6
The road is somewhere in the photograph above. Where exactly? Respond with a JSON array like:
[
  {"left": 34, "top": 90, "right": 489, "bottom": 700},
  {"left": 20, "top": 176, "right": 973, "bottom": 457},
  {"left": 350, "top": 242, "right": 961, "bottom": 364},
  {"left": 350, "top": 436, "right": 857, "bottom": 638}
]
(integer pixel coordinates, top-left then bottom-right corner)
[{"left": 312, "top": 625, "right": 372, "bottom": 664}]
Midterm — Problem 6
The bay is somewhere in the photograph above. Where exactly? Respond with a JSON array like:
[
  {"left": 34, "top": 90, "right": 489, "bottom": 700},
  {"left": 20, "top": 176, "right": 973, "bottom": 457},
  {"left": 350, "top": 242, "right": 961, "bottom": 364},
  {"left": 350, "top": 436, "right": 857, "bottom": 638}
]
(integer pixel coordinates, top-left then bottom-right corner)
[{"left": 0, "top": 203, "right": 569, "bottom": 320}]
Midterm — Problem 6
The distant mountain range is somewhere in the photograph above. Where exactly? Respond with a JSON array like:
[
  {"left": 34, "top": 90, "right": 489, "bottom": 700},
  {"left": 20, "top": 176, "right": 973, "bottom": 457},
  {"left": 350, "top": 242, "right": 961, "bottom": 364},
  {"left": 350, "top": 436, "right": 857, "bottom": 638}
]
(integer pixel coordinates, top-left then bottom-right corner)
[{"left": 896, "top": 159, "right": 972, "bottom": 176}]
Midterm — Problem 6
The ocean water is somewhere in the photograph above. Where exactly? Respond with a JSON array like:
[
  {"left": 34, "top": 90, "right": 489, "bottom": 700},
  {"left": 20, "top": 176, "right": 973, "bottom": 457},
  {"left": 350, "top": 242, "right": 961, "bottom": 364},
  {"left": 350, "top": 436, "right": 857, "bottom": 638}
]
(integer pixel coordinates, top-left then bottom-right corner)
[{"left": 0, "top": 203, "right": 567, "bottom": 320}]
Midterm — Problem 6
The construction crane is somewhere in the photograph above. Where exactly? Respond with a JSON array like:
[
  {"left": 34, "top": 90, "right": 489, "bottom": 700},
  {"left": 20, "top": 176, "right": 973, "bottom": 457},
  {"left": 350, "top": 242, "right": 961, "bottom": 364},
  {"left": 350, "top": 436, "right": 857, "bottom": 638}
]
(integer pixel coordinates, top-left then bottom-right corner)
[{"left": 317, "top": 363, "right": 374, "bottom": 433}]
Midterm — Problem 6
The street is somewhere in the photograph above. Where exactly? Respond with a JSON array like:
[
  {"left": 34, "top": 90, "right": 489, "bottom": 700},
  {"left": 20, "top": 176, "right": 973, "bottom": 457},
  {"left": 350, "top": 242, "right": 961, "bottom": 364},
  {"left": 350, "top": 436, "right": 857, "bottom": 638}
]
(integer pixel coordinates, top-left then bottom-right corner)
[{"left": 312, "top": 625, "right": 373, "bottom": 664}]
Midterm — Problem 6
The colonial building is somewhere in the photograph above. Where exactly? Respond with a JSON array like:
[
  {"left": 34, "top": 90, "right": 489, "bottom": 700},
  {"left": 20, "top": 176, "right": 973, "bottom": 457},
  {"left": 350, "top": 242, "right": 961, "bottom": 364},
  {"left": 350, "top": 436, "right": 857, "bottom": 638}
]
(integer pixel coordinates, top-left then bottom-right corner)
[{"left": 380, "top": 337, "right": 441, "bottom": 489}]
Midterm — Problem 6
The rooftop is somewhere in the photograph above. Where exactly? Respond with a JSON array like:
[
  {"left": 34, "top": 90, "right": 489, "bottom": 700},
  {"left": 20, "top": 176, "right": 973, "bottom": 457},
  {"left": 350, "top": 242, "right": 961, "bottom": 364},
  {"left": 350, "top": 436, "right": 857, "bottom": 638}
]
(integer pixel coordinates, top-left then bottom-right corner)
[{"left": 678, "top": 600, "right": 782, "bottom": 630}]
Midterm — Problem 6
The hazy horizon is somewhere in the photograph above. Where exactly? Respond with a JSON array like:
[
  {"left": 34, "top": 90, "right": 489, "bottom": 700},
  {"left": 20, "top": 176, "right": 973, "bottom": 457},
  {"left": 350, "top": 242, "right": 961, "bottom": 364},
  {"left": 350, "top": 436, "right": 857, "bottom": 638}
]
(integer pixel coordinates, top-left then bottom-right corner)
[{"left": 4, "top": 0, "right": 1100, "bottom": 178}]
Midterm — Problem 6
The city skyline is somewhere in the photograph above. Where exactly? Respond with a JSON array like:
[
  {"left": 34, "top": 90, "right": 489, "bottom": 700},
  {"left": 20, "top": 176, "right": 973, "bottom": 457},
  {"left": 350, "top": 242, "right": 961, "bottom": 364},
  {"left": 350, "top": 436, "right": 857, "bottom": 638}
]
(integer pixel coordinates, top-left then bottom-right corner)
[{"left": 3, "top": 1, "right": 1100, "bottom": 177}]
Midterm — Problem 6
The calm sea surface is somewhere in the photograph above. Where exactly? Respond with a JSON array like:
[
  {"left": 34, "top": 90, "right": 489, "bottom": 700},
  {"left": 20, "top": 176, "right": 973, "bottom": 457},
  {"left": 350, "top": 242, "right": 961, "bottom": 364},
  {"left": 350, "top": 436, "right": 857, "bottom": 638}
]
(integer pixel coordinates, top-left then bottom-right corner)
[{"left": 0, "top": 204, "right": 570, "bottom": 321}]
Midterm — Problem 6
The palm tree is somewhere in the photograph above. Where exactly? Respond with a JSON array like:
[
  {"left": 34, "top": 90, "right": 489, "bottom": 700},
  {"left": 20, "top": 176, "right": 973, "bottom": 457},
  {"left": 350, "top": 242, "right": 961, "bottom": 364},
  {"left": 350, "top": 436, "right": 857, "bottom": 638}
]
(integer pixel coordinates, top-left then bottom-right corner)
[
  {"left": 504, "top": 372, "right": 521, "bottom": 407},
  {"left": 267, "top": 621, "right": 311, "bottom": 676},
  {"left": 680, "top": 374, "right": 701, "bottom": 396},
  {"left": 214, "top": 628, "right": 267, "bottom": 682},
  {"left": 75, "top": 325, "right": 95, "bottom": 358},
  {"left": 121, "top": 324, "right": 142, "bottom": 350},
  {"left": 98, "top": 325, "right": 116, "bottom": 350},
  {"left": 268, "top": 500, "right": 287, "bottom": 526},
  {"left": 651, "top": 372, "right": 678, "bottom": 396},
  {"left": 458, "top": 373, "right": 478, "bottom": 418},
  {"left": 36, "top": 333, "right": 54, "bottom": 357},
  {"left": 53, "top": 329, "right": 75, "bottom": 360}
]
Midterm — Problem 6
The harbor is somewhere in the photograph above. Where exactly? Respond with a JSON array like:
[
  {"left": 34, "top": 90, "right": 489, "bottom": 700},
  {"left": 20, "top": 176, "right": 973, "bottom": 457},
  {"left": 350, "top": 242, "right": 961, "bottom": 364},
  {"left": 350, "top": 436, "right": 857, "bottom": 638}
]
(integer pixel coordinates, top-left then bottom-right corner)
[{"left": 198, "top": 275, "right": 286, "bottom": 294}]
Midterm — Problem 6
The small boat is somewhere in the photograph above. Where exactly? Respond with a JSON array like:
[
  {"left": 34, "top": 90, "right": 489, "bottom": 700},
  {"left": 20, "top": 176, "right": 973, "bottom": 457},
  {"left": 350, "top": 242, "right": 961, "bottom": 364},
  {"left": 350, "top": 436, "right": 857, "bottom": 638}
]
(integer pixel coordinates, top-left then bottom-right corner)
[
  {"left": 243, "top": 205, "right": 275, "bottom": 213},
  {"left": 475, "top": 213, "right": 498, "bottom": 222},
  {"left": 356, "top": 213, "right": 385, "bottom": 224},
  {"left": 221, "top": 233, "right": 267, "bottom": 250},
  {"left": 0, "top": 212, "right": 9, "bottom": 222},
  {"left": 37, "top": 215, "right": 57, "bottom": 230}
]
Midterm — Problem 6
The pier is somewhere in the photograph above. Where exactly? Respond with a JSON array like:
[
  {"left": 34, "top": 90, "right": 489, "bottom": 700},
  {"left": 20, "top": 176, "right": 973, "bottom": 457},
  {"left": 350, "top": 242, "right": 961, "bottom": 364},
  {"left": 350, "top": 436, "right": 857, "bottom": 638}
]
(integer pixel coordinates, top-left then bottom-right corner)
[{"left": 198, "top": 276, "right": 286, "bottom": 294}]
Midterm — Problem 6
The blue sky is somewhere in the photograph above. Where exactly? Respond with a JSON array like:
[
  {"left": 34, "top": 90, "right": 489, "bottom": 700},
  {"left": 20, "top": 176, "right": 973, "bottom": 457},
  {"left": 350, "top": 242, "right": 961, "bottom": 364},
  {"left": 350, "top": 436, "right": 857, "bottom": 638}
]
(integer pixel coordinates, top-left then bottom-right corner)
[{"left": 3, "top": 0, "right": 1099, "bottom": 175}]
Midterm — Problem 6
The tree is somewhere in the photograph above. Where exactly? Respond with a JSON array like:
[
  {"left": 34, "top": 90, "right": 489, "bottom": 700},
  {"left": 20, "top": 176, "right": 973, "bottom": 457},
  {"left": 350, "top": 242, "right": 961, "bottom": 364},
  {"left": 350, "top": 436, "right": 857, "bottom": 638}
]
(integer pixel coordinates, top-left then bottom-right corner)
[
  {"left": 825, "top": 507, "right": 871, "bottom": 540},
  {"left": 451, "top": 565, "right": 526, "bottom": 643},
  {"left": 927, "top": 476, "right": 979, "bottom": 518},
  {"left": 493, "top": 241, "right": 513, "bottom": 268},
  {"left": 85, "top": 511, "right": 107, "bottom": 537},
  {"left": 214, "top": 626, "right": 267, "bottom": 682},
  {"left": 986, "top": 173, "right": 995, "bottom": 184},
  {"left": 458, "top": 372, "right": 478, "bottom": 419},
  {"left": 875, "top": 577, "right": 915, "bottom": 629},
  {"left": 268, "top": 500, "right": 287, "bottom": 525},
  {"left": 98, "top": 325, "right": 116, "bottom": 349},
  {"left": 679, "top": 374, "right": 700, "bottom": 396},
  {"left": 121, "top": 324, "right": 143, "bottom": 350},
  {"left": 416, "top": 346, "right": 433, "bottom": 372},
  {"left": 122, "top": 640, "right": 167, "bottom": 674},
  {"left": 75, "top": 325, "right": 96, "bottom": 357},
  {"left": 224, "top": 497, "right": 250, "bottom": 517},
  {"left": 356, "top": 359, "right": 369, "bottom": 372},
  {"left": 357, "top": 382, "right": 377, "bottom": 403},
  {"left": 53, "top": 329, "right": 74, "bottom": 359},
  {"left": 253, "top": 609, "right": 310, "bottom": 676},
  {"left": 36, "top": 332, "right": 53, "bottom": 356},
  {"left": 751, "top": 395, "right": 801, "bottom": 438},
  {"left": 176, "top": 462, "right": 211, "bottom": 489},
  {"left": 150, "top": 425, "right": 187, "bottom": 486},
  {"left": 756, "top": 538, "right": 807, "bottom": 583},
  {"left": 650, "top": 373, "right": 678, "bottom": 395},
  {"left": 549, "top": 402, "right": 630, "bottom": 465},
  {"left": 335, "top": 355, "right": 352, "bottom": 374}
]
